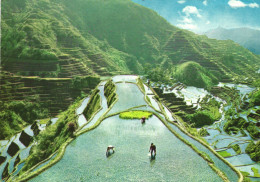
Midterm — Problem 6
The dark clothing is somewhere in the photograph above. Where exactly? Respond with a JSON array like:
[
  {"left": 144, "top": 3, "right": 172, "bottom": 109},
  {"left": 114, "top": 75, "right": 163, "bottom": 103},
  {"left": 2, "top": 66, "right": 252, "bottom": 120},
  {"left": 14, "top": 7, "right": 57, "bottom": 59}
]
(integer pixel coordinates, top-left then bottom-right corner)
[{"left": 150, "top": 145, "right": 156, "bottom": 152}]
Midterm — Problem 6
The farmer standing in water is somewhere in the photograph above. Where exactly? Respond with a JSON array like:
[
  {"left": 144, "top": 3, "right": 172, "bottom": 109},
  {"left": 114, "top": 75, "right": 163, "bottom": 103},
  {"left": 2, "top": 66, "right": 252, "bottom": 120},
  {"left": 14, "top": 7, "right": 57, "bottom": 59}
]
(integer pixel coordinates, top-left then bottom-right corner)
[{"left": 149, "top": 143, "right": 156, "bottom": 157}]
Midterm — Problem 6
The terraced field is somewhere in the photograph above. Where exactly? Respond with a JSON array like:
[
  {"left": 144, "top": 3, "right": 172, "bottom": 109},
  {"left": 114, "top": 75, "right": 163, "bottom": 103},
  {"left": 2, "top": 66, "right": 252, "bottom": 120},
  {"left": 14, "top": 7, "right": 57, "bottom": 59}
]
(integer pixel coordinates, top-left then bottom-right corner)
[
  {"left": 0, "top": 71, "right": 100, "bottom": 116},
  {"left": 2, "top": 76, "right": 241, "bottom": 182}
]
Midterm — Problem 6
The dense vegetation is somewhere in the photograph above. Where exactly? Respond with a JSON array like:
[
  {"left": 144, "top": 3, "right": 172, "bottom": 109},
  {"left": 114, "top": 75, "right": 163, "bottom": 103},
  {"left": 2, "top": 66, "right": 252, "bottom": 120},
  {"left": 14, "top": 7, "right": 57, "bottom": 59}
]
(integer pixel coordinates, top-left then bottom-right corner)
[
  {"left": 186, "top": 110, "right": 215, "bottom": 128},
  {"left": 224, "top": 117, "right": 260, "bottom": 139},
  {"left": 1, "top": 0, "right": 260, "bottom": 180},
  {"left": 250, "top": 89, "right": 260, "bottom": 106},
  {"left": 2, "top": 0, "right": 260, "bottom": 84},
  {"left": 231, "top": 144, "right": 241, "bottom": 155},
  {"left": 174, "top": 62, "right": 218, "bottom": 89},
  {"left": 245, "top": 141, "right": 260, "bottom": 162},
  {"left": 83, "top": 89, "right": 101, "bottom": 120},
  {"left": 200, "top": 97, "right": 221, "bottom": 120},
  {"left": 185, "top": 97, "right": 221, "bottom": 128},
  {"left": 198, "top": 127, "right": 209, "bottom": 137},
  {"left": 0, "top": 101, "right": 48, "bottom": 140},
  {"left": 104, "top": 79, "right": 117, "bottom": 107},
  {"left": 20, "top": 98, "right": 81, "bottom": 173}
]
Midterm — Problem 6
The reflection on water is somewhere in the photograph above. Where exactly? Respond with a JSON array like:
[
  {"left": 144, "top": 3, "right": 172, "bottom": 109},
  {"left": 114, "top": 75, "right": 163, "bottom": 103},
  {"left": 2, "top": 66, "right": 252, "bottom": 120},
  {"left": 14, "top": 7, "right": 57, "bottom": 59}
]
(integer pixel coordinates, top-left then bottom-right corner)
[
  {"left": 32, "top": 115, "right": 223, "bottom": 182},
  {"left": 108, "top": 83, "right": 149, "bottom": 114},
  {"left": 112, "top": 75, "right": 138, "bottom": 83},
  {"left": 76, "top": 97, "right": 90, "bottom": 115}
]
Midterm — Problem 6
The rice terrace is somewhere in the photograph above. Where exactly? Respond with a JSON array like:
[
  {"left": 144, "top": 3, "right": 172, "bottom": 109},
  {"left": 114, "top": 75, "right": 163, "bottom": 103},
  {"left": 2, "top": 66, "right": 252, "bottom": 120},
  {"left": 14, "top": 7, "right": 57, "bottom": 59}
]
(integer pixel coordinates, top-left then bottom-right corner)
[{"left": 0, "top": 0, "right": 260, "bottom": 181}]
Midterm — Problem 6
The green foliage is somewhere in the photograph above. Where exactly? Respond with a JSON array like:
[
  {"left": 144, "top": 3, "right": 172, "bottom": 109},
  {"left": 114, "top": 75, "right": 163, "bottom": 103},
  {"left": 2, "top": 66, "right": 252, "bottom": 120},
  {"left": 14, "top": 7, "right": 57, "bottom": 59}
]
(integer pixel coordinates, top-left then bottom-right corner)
[
  {"left": 217, "top": 150, "right": 232, "bottom": 158},
  {"left": 72, "top": 76, "right": 100, "bottom": 89},
  {"left": 200, "top": 97, "right": 221, "bottom": 121},
  {"left": 224, "top": 115, "right": 259, "bottom": 138},
  {"left": 2, "top": 0, "right": 260, "bottom": 80},
  {"left": 119, "top": 111, "right": 153, "bottom": 119},
  {"left": 21, "top": 99, "right": 80, "bottom": 173},
  {"left": 147, "top": 66, "right": 173, "bottom": 84},
  {"left": 252, "top": 167, "right": 260, "bottom": 177},
  {"left": 186, "top": 110, "right": 215, "bottom": 127},
  {"left": 104, "top": 80, "right": 117, "bottom": 107},
  {"left": 240, "top": 171, "right": 250, "bottom": 177},
  {"left": 250, "top": 89, "right": 260, "bottom": 106},
  {"left": 245, "top": 142, "right": 257, "bottom": 154},
  {"left": 83, "top": 89, "right": 101, "bottom": 120},
  {"left": 224, "top": 117, "right": 246, "bottom": 134},
  {"left": 246, "top": 122, "right": 260, "bottom": 139},
  {"left": 0, "top": 101, "right": 49, "bottom": 140},
  {"left": 231, "top": 144, "right": 241, "bottom": 155},
  {"left": 252, "top": 78, "right": 260, "bottom": 87},
  {"left": 137, "top": 77, "right": 145, "bottom": 93},
  {"left": 224, "top": 116, "right": 260, "bottom": 139},
  {"left": 146, "top": 95, "right": 151, "bottom": 104},
  {"left": 198, "top": 128, "right": 209, "bottom": 137},
  {"left": 174, "top": 62, "right": 218, "bottom": 89},
  {"left": 245, "top": 141, "right": 260, "bottom": 162}
]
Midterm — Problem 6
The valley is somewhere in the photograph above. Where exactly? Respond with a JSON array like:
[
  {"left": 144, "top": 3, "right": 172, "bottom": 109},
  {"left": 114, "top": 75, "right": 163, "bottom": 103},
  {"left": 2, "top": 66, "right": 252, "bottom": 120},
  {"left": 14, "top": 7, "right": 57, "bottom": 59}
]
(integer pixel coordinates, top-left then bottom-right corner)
[{"left": 1, "top": 0, "right": 260, "bottom": 181}]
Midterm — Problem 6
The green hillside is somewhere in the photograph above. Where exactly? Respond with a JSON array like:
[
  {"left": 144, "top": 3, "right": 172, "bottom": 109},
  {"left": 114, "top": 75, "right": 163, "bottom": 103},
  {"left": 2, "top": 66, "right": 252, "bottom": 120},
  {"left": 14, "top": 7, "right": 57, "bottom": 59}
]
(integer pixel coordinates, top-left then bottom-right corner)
[
  {"left": 2, "top": 0, "right": 260, "bottom": 82},
  {"left": 175, "top": 61, "right": 218, "bottom": 89},
  {"left": 1, "top": 0, "right": 260, "bottom": 126},
  {"left": 1, "top": 0, "right": 142, "bottom": 77}
]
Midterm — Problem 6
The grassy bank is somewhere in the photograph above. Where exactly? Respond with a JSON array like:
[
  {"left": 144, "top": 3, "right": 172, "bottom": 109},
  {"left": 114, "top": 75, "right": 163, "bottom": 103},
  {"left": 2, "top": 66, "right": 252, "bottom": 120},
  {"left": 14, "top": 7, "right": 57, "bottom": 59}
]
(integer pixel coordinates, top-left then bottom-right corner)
[
  {"left": 83, "top": 89, "right": 101, "bottom": 120},
  {"left": 0, "top": 101, "right": 48, "bottom": 140},
  {"left": 19, "top": 98, "right": 81, "bottom": 174},
  {"left": 104, "top": 79, "right": 117, "bottom": 107}
]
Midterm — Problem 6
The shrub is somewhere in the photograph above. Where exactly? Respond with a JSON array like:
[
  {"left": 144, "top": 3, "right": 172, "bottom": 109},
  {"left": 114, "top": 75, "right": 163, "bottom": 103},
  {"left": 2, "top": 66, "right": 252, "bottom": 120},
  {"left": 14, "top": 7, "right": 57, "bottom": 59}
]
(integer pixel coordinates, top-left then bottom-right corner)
[
  {"left": 198, "top": 128, "right": 209, "bottom": 137},
  {"left": 187, "top": 110, "right": 215, "bottom": 127},
  {"left": 21, "top": 99, "right": 80, "bottom": 173},
  {"left": 0, "top": 101, "right": 49, "bottom": 140},
  {"left": 246, "top": 122, "right": 260, "bottom": 139},
  {"left": 250, "top": 90, "right": 260, "bottom": 106},
  {"left": 231, "top": 144, "right": 241, "bottom": 154},
  {"left": 245, "top": 141, "right": 260, "bottom": 162},
  {"left": 68, "top": 122, "right": 76, "bottom": 132}
]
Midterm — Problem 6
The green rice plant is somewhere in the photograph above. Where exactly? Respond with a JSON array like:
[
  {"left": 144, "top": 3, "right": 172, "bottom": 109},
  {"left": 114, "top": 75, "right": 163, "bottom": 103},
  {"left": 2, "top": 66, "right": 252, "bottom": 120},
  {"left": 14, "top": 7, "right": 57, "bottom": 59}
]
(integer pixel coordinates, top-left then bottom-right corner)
[
  {"left": 252, "top": 167, "right": 260, "bottom": 177},
  {"left": 217, "top": 151, "right": 232, "bottom": 158},
  {"left": 240, "top": 171, "right": 249, "bottom": 177},
  {"left": 119, "top": 111, "right": 153, "bottom": 119}
]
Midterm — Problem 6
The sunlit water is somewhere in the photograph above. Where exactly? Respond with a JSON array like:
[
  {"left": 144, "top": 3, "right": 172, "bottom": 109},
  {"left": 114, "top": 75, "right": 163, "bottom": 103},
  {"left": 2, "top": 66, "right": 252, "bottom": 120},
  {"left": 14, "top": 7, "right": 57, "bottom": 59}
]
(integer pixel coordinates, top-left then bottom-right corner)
[
  {"left": 10, "top": 75, "right": 239, "bottom": 181},
  {"left": 32, "top": 116, "right": 223, "bottom": 182}
]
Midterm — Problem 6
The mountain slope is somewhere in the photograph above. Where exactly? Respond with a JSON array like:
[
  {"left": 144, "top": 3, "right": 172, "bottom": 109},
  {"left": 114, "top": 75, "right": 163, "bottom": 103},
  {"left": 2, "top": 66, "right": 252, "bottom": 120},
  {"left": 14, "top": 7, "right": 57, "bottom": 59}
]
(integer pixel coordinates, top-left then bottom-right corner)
[
  {"left": 1, "top": 0, "right": 142, "bottom": 77},
  {"left": 205, "top": 27, "right": 260, "bottom": 55},
  {"left": 175, "top": 61, "right": 218, "bottom": 89},
  {"left": 1, "top": 0, "right": 260, "bottom": 82}
]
